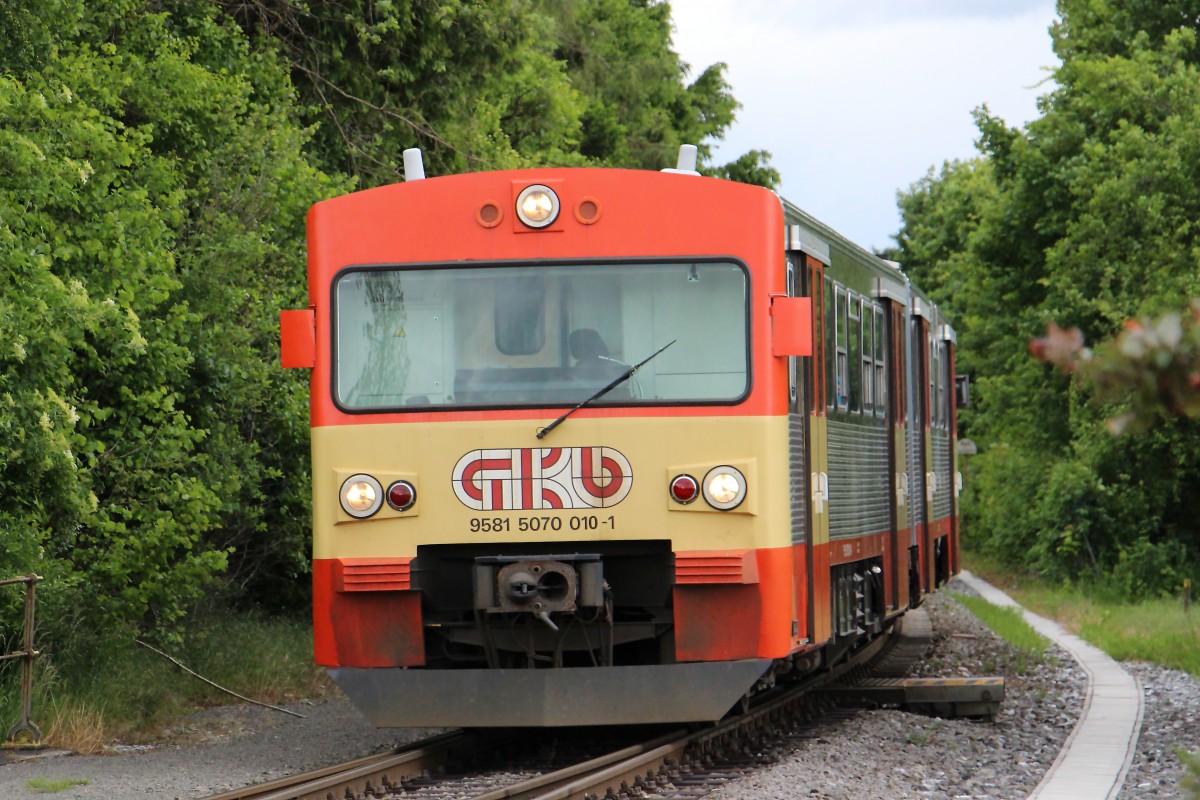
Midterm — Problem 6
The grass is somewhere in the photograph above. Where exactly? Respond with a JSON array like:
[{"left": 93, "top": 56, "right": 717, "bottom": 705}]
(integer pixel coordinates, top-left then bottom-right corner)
[
  {"left": 946, "top": 589, "right": 1052, "bottom": 675},
  {"left": 963, "top": 549, "right": 1200, "bottom": 677},
  {"left": 0, "top": 609, "right": 328, "bottom": 752},
  {"left": 905, "top": 719, "right": 943, "bottom": 746},
  {"left": 27, "top": 778, "right": 90, "bottom": 793}
]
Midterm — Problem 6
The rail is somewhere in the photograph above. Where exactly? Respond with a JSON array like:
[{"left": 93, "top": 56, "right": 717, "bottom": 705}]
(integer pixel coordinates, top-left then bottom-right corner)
[
  {"left": 1, "top": 573, "right": 43, "bottom": 749},
  {"left": 203, "top": 611, "right": 935, "bottom": 800}
]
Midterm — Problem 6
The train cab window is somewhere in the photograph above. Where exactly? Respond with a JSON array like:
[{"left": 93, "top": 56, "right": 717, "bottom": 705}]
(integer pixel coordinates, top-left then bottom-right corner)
[{"left": 333, "top": 260, "right": 749, "bottom": 411}]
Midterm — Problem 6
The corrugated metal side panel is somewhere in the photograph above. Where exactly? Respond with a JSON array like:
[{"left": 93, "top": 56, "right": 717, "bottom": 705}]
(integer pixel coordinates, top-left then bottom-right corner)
[
  {"left": 931, "top": 428, "right": 952, "bottom": 520},
  {"left": 828, "top": 418, "right": 889, "bottom": 540},
  {"left": 789, "top": 412, "right": 808, "bottom": 545},
  {"left": 906, "top": 421, "right": 926, "bottom": 543}
]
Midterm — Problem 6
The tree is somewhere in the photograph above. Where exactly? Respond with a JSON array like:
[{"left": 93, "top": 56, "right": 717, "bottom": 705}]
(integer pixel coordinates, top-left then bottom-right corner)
[
  {"left": 215, "top": 0, "right": 583, "bottom": 182},
  {"left": 892, "top": 1, "right": 1200, "bottom": 594},
  {"left": 0, "top": 0, "right": 345, "bottom": 644},
  {"left": 1, "top": 0, "right": 778, "bottom": 659}
]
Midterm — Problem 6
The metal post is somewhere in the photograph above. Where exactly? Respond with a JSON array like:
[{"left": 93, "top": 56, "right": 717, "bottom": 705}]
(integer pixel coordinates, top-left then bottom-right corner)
[{"left": 3, "top": 573, "right": 43, "bottom": 749}]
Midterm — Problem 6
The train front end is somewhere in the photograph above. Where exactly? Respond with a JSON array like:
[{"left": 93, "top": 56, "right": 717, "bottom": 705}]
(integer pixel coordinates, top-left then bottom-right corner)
[{"left": 282, "top": 158, "right": 812, "bottom": 726}]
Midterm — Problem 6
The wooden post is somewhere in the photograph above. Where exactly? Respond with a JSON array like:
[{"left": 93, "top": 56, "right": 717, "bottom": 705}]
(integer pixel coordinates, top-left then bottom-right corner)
[{"left": 2, "top": 573, "right": 43, "bottom": 749}]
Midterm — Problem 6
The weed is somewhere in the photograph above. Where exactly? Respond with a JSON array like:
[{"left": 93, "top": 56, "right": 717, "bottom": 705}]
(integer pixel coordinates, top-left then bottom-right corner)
[
  {"left": 0, "top": 610, "right": 327, "bottom": 748},
  {"left": 906, "top": 720, "right": 943, "bottom": 746},
  {"left": 44, "top": 697, "right": 107, "bottom": 754},
  {"left": 27, "top": 777, "right": 90, "bottom": 793},
  {"left": 1179, "top": 748, "right": 1200, "bottom": 800}
]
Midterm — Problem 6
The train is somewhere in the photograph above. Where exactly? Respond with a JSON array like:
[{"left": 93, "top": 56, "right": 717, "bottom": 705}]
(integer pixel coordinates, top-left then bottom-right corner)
[{"left": 280, "top": 145, "right": 963, "bottom": 727}]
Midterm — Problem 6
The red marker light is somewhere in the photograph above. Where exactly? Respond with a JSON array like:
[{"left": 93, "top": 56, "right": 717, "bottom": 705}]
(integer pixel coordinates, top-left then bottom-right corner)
[
  {"left": 669, "top": 474, "right": 699, "bottom": 505},
  {"left": 386, "top": 480, "right": 417, "bottom": 512}
]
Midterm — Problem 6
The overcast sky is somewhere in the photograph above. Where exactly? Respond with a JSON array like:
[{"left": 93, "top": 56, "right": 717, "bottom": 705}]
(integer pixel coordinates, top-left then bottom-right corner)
[{"left": 669, "top": 0, "right": 1060, "bottom": 251}]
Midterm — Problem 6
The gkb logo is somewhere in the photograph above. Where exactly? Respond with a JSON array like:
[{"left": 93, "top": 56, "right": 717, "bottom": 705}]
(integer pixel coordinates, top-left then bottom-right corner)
[{"left": 452, "top": 447, "right": 633, "bottom": 511}]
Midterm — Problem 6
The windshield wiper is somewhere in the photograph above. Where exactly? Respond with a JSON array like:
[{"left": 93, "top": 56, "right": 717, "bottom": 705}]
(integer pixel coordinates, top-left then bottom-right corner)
[{"left": 536, "top": 340, "right": 676, "bottom": 440}]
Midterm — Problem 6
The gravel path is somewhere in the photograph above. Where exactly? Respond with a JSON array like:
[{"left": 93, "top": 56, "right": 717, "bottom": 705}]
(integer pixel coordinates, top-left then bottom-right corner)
[
  {"left": 1119, "top": 661, "right": 1200, "bottom": 799},
  {"left": 1, "top": 583, "right": 1196, "bottom": 799},
  {"left": 0, "top": 700, "right": 433, "bottom": 799}
]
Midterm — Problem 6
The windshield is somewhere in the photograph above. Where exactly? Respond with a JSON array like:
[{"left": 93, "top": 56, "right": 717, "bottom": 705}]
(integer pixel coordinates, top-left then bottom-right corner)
[{"left": 333, "top": 260, "right": 749, "bottom": 411}]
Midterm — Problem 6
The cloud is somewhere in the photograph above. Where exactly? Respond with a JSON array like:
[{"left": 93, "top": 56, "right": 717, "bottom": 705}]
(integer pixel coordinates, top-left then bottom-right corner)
[
  {"left": 671, "top": 1, "right": 1058, "bottom": 248},
  {"left": 805, "top": 0, "right": 1057, "bottom": 29}
]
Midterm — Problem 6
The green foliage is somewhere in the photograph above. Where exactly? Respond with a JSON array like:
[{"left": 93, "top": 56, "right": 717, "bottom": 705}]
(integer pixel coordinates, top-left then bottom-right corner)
[
  {"left": 706, "top": 149, "right": 781, "bottom": 189},
  {"left": 1, "top": 609, "right": 323, "bottom": 747},
  {"left": 894, "top": 3, "right": 1200, "bottom": 597},
  {"left": 216, "top": 0, "right": 579, "bottom": 180},
  {"left": 214, "top": 0, "right": 766, "bottom": 183},
  {"left": 536, "top": 0, "right": 741, "bottom": 172},
  {"left": 1111, "top": 537, "right": 1192, "bottom": 600},
  {"left": 0, "top": 0, "right": 343, "bottom": 646},
  {"left": 1, "top": 46, "right": 222, "bottom": 636},
  {"left": 1181, "top": 747, "right": 1200, "bottom": 799},
  {"left": 1, "top": 0, "right": 771, "bottom": 679}
]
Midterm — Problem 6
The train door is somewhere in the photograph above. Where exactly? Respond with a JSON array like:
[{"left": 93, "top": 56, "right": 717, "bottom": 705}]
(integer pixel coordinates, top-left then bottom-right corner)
[
  {"left": 931, "top": 328, "right": 958, "bottom": 585},
  {"left": 785, "top": 254, "right": 810, "bottom": 646},
  {"left": 805, "top": 256, "right": 830, "bottom": 645},
  {"left": 785, "top": 225, "right": 831, "bottom": 649},
  {"left": 884, "top": 299, "right": 909, "bottom": 613},
  {"left": 944, "top": 332, "right": 961, "bottom": 576},
  {"left": 907, "top": 311, "right": 932, "bottom": 602}
]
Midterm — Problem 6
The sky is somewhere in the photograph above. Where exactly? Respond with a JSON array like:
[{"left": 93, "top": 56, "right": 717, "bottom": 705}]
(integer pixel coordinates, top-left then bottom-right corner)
[{"left": 669, "top": 0, "right": 1060, "bottom": 251}]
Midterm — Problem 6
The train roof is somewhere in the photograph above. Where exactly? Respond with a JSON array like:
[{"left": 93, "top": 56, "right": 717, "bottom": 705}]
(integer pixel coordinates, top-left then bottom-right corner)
[{"left": 780, "top": 195, "right": 950, "bottom": 334}]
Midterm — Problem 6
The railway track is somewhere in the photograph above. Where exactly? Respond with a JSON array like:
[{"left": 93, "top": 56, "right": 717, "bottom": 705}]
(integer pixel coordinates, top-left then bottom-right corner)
[
  {"left": 202, "top": 608, "right": 998, "bottom": 800},
  {"left": 198, "top": 729, "right": 476, "bottom": 800}
]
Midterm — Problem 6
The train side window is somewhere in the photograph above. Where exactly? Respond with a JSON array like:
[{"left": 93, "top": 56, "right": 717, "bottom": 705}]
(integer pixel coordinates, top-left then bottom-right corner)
[
  {"left": 860, "top": 303, "right": 873, "bottom": 415},
  {"left": 935, "top": 343, "right": 947, "bottom": 431},
  {"left": 892, "top": 307, "right": 906, "bottom": 422},
  {"left": 847, "top": 294, "right": 861, "bottom": 414},
  {"left": 834, "top": 285, "right": 848, "bottom": 411},
  {"left": 928, "top": 337, "right": 940, "bottom": 430},
  {"left": 811, "top": 264, "right": 826, "bottom": 413},
  {"left": 825, "top": 277, "right": 836, "bottom": 411},
  {"left": 874, "top": 307, "right": 886, "bottom": 419}
]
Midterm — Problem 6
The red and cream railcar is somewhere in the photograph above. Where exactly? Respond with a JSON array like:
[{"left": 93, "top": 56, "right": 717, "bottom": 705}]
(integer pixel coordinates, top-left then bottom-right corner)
[{"left": 281, "top": 148, "right": 961, "bottom": 727}]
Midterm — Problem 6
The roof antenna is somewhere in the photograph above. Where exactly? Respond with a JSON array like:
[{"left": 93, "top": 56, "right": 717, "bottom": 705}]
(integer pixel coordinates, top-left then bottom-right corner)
[
  {"left": 662, "top": 144, "right": 700, "bottom": 176},
  {"left": 403, "top": 148, "right": 426, "bottom": 181}
]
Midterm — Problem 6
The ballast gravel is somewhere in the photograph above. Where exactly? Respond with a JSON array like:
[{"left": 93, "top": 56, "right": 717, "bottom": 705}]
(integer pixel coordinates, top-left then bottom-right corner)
[{"left": 1, "top": 581, "right": 1197, "bottom": 800}]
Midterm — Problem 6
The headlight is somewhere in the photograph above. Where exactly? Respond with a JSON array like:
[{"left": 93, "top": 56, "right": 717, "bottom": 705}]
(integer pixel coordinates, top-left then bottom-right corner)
[
  {"left": 340, "top": 474, "right": 383, "bottom": 518},
  {"left": 702, "top": 465, "right": 747, "bottom": 511},
  {"left": 516, "top": 184, "right": 560, "bottom": 228}
]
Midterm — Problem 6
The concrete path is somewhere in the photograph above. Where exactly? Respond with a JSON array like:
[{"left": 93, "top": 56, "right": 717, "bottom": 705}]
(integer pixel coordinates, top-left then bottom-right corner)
[{"left": 956, "top": 571, "right": 1144, "bottom": 800}]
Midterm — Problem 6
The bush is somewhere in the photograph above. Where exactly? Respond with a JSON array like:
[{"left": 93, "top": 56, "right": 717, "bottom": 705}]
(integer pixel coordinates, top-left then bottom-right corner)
[{"left": 1111, "top": 538, "right": 1192, "bottom": 600}]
